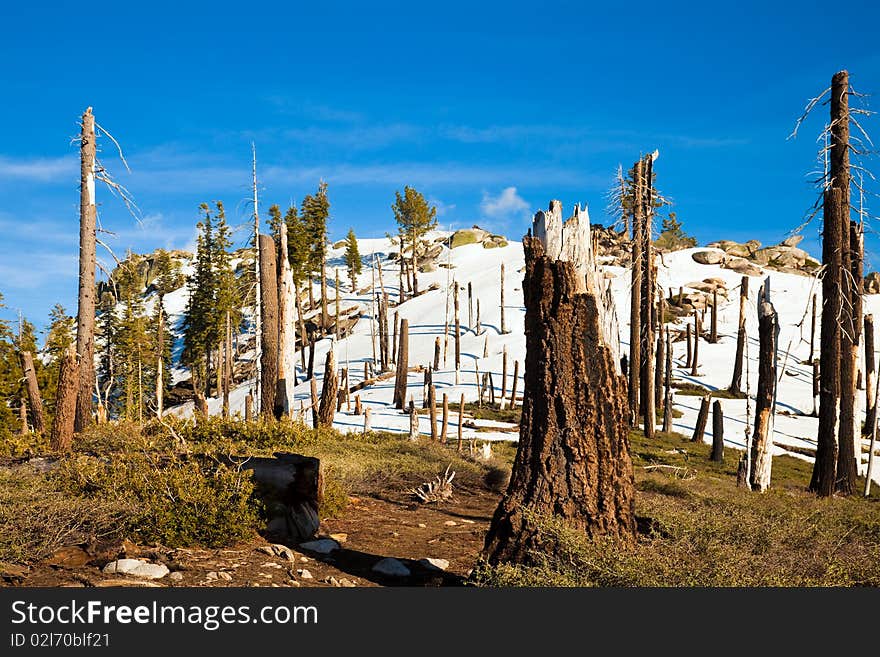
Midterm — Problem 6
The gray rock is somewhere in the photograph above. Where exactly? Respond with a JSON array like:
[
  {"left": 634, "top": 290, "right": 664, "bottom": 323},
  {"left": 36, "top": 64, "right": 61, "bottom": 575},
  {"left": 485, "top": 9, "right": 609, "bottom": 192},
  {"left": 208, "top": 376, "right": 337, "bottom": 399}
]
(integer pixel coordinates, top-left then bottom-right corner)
[
  {"left": 270, "top": 544, "right": 297, "bottom": 561},
  {"left": 298, "top": 539, "right": 340, "bottom": 555},
  {"left": 866, "top": 271, "right": 880, "bottom": 294},
  {"left": 297, "top": 569, "right": 313, "bottom": 579},
  {"left": 169, "top": 571, "right": 184, "bottom": 582},
  {"left": 723, "top": 257, "right": 763, "bottom": 277},
  {"left": 129, "top": 563, "right": 169, "bottom": 580},
  {"left": 102, "top": 558, "right": 145, "bottom": 575},
  {"left": 103, "top": 559, "right": 168, "bottom": 580},
  {"left": 691, "top": 250, "right": 724, "bottom": 265},
  {"left": 372, "top": 558, "right": 411, "bottom": 577},
  {"left": 419, "top": 558, "right": 450, "bottom": 571}
]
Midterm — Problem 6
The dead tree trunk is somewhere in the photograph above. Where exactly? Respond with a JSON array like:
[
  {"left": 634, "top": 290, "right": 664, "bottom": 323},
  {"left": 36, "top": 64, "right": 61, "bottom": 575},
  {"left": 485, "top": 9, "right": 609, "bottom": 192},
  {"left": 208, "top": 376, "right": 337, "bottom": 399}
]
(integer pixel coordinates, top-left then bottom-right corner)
[
  {"left": 809, "top": 293, "right": 817, "bottom": 364},
  {"left": 468, "top": 281, "right": 473, "bottom": 330},
  {"left": 709, "top": 288, "right": 718, "bottom": 343},
  {"left": 320, "top": 260, "right": 329, "bottom": 331},
  {"left": 429, "top": 385, "right": 438, "bottom": 441},
  {"left": 454, "top": 282, "right": 461, "bottom": 372},
  {"left": 392, "top": 312, "right": 399, "bottom": 365},
  {"left": 258, "top": 234, "right": 279, "bottom": 417},
  {"left": 335, "top": 269, "right": 341, "bottom": 341},
  {"left": 838, "top": 216, "right": 863, "bottom": 494},
  {"left": 483, "top": 201, "right": 635, "bottom": 566},
  {"left": 433, "top": 337, "right": 441, "bottom": 371},
  {"left": 710, "top": 400, "right": 724, "bottom": 462},
  {"left": 692, "top": 395, "right": 711, "bottom": 443},
  {"left": 245, "top": 394, "right": 253, "bottom": 422},
  {"left": 662, "top": 331, "right": 672, "bottom": 433},
  {"left": 18, "top": 397, "right": 27, "bottom": 434},
  {"left": 865, "top": 314, "right": 876, "bottom": 434},
  {"left": 50, "top": 345, "right": 78, "bottom": 451},
  {"left": 223, "top": 311, "right": 232, "bottom": 418},
  {"left": 730, "top": 277, "right": 749, "bottom": 393},
  {"left": 20, "top": 351, "right": 45, "bottom": 435},
  {"left": 655, "top": 325, "right": 665, "bottom": 411},
  {"left": 317, "top": 345, "right": 338, "bottom": 429},
  {"left": 310, "top": 376, "right": 319, "bottom": 429},
  {"left": 509, "top": 360, "right": 519, "bottom": 409},
  {"left": 812, "top": 358, "right": 820, "bottom": 417},
  {"left": 812, "top": 189, "right": 844, "bottom": 495},
  {"left": 457, "top": 393, "right": 465, "bottom": 452},
  {"left": 156, "top": 301, "right": 165, "bottom": 418},
  {"left": 393, "top": 319, "right": 409, "bottom": 409},
  {"left": 441, "top": 393, "right": 449, "bottom": 444},
  {"left": 628, "top": 160, "right": 644, "bottom": 425},
  {"left": 500, "top": 262, "right": 508, "bottom": 334},
  {"left": 690, "top": 312, "right": 700, "bottom": 377},
  {"left": 408, "top": 399, "right": 419, "bottom": 440},
  {"left": 685, "top": 321, "right": 693, "bottom": 369},
  {"left": 75, "top": 107, "right": 97, "bottom": 432},
  {"left": 500, "top": 346, "right": 508, "bottom": 409},
  {"left": 751, "top": 291, "right": 778, "bottom": 492},
  {"left": 640, "top": 156, "right": 655, "bottom": 439}
]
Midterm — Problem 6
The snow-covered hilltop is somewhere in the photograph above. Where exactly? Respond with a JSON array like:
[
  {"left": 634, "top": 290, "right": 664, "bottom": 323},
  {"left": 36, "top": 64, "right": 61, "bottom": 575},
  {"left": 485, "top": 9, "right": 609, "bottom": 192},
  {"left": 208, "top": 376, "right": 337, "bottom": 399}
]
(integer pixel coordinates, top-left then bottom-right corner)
[{"left": 140, "top": 217, "right": 879, "bottom": 485}]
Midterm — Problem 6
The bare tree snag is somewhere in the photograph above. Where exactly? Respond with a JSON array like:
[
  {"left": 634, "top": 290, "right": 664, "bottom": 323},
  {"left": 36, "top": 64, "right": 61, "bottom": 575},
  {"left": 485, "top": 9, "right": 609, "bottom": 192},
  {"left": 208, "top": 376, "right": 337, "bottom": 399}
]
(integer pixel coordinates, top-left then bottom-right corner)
[
  {"left": 258, "top": 234, "right": 279, "bottom": 418},
  {"left": 393, "top": 319, "right": 409, "bottom": 409},
  {"left": 441, "top": 393, "right": 449, "bottom": 444},
  {"left": 730, "top": 277, "right": 749, "bottom": 393},
  {"left": 321, "top": 260, "right": 329, "bottom": 331},
  {"left": 500, "top": 345, "right": 508, "bottom": 410},
  {"left": 18, "top": 397, "right": 27, "bottom": 434},
  {"left": 392, "top": 312, "right": 399, "bottom": 365},
  {"left": 838, "top": 216, "right": 864, "bottom": 494},
  {"left": 457, "top": 393, "right": 464, "bottom": 452},
  {"left": 812, "top": 188, "right": 844, "bottom": 496},
  {"left": 468, "top": 281, "right": 473, "bottom": 330},
  {"left": 429, "top": 385, "right": 438, "bottom": 441},
  {"left": 509, "top": 360, "right": 519, "bottom": 409},
  {"left": 223, "top": 310, "right": 232, "bottom": 418},
  {"left": 20, "top": 351, "right": 45, "bottom": 435},
  {"left": 628, "top": 159, "right": 644, "bottom": 425},
  {"left": 295, "top": 286, "right": 308, "bottom": 372},
  {"left": 482, "top": 201, "right": 635, "bottom": 566},
  {"left": 335, "top": 269, "right": 341, "bottom": 341},
  {"left": 655, "top": 325, "right": 665, "bottom": 411},
  {"left": 709, "top": 288, "right": 718, "bottom": 343},
  {"left": 710, "top": 400, "right": 724, "bottom": 462},
  {"left": 454, "top": 281, "right": 461, "bottom": 372},
  {"left": 277, "top": 223, "right": 297, "bottom": 416},
  {"left": 690, "top": 312, "right": 700, "bottom": 377},
  {"left": 751, "top": 293, "right": 778, "bottom": 492},
  {"left": 156, "top": 302, "right": 164, "bottom": 418},
  {"left": 809, "top": 293, "right": 817, "bottom": 364},
  {"left": 500, "top": 262, "right": 509, "bottom": 334},
  {"left": 245, "top": 394, "right": 253, "bottom": 422},
  {"left": 692, "top": 395, "right": 710, "bottom": 443},
  {"left": 307, "top": 337, "right": 315, "bottom": 380},
  {"left": 662, "top": 331, "right": 672, "bottom": 433},
  {"left": 640, "top": 156, "right": 656, "bottom": 440},
  {"left": 50, "top": 345, "right": 78, "bottom": 451},
  {"left": 433, "top": 337, "right": 441, "bottom": 371},
  {"left": 685, "top": 321, "right": 693, "bottom": 369},
  {"left": 310, "top": 376, "right": 319, "bottom": 429},
  {"left": 865, "top": 314, "right": 876, "bottom": 434},
  {"left": 812, "top": 359, "right": 820, "bottom": 417},
  {"left": 363, "top": 407, "right": 371, "bottom": 434},
  {"left": 354, "top": 395, "right": 362, "bottom": 415},
  {"left": 75, "top": 107, "right": 97, "bottom": 432},
  {"left": 408, "top": 398, "right": 419, "bottom": 440},
  {"left": 476, "top": 298, "right": 482, "bottom": 336}
]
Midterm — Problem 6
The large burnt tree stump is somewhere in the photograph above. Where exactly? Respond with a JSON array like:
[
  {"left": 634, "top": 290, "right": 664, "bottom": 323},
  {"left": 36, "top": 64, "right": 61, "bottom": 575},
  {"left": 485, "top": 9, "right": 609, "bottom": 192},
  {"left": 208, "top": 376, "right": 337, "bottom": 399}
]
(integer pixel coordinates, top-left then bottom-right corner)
[{"left": 482, "top": 201, "right": 635, "bottom": 566}]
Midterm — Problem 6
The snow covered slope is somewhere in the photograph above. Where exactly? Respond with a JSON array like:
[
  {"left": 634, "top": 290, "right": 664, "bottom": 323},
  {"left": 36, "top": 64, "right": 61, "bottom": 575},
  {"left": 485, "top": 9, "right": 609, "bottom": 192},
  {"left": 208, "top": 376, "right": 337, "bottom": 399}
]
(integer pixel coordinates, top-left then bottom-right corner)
[{"left": 163, "top": 231, "right": 880, "bottom": 485}]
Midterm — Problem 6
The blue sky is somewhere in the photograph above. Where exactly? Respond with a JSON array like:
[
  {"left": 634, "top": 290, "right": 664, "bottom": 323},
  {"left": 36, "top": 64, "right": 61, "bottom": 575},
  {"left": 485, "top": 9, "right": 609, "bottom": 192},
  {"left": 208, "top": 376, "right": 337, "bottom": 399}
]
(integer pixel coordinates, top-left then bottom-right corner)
[{"left": 1, "top": 1, "right": 879, "bottom": 332}]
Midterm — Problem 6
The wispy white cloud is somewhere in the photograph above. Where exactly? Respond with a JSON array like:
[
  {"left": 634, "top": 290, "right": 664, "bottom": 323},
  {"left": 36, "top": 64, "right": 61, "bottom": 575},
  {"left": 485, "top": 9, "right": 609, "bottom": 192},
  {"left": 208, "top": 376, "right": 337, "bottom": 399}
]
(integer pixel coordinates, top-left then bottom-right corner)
[
  {"left": 428, "top": 197, "right": 456, "bottom": 217},
  {"left": 481, "top": 186, "right": 529, "bottom": 219},
  {"left": 0, "top": 155, "right": 76, "bottom": 182}
]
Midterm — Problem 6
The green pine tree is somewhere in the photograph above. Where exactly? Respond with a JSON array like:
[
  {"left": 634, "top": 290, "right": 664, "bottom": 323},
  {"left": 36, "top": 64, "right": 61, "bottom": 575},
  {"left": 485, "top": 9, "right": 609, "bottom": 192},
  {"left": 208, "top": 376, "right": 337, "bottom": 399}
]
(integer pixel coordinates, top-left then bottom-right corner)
[
  {"left": 301, "top": 182, "right": 330, "bottom": 281},
  {"left": 344, "top": 228, "right": 362, "bottom": 292},
  {"left": 391, "top": 186, "right": 437, "bottom": 295}
]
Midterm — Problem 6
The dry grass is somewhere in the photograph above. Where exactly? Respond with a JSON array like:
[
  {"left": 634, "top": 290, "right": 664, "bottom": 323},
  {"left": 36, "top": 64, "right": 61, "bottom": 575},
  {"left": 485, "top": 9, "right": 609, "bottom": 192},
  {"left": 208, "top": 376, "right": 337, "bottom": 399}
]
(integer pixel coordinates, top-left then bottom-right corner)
[{"left": 473, "top": 430, "right": 880, "bottom": 587}]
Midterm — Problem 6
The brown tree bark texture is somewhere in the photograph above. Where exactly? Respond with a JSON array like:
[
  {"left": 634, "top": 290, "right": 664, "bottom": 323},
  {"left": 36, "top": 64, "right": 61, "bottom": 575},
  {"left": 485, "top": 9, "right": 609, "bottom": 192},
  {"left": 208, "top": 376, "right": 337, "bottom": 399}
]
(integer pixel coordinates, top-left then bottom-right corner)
[
  {"left": 75, "top": 108, "right": 97, "bottom": 432},
  {"left": 482, "top": 236, "right": 635, "bottom": 566},
  {"left": 50, "top": 345, "right": 78, "bottom": 451},
  {"left": 258, "top": 234, "right": 279, "bottom": 417}
]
